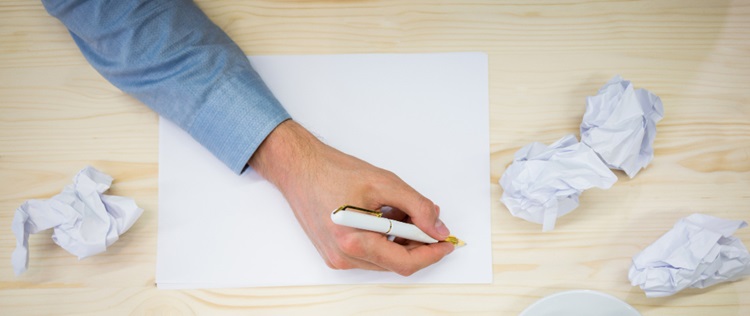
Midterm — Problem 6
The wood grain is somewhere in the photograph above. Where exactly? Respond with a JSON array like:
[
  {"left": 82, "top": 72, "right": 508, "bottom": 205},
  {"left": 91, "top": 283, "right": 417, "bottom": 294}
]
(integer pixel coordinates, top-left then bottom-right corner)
[{"left": 1, "top": 0, "right": 748, "bottom": 315}]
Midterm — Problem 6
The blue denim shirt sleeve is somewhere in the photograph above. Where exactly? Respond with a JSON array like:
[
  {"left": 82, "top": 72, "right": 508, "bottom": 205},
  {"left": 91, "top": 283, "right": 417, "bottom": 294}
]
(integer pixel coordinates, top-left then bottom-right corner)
[{"left": 41, "top": 0, "right": 291, "bottom": 174}]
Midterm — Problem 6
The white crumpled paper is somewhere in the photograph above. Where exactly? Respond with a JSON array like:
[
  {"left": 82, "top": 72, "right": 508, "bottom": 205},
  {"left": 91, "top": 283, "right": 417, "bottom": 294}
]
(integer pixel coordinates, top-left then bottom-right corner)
[
  {"left": 580, "top": 75, "right": 664, "bottom": 178},
  {"left": 499, "top": 135, "right": 617, "bottom": 231},
  {"left": 629, "top": 213, "right": 750, "bottom": 297},
  {"left": 11, "top": 166, "right": 143, "bottom": 275}
]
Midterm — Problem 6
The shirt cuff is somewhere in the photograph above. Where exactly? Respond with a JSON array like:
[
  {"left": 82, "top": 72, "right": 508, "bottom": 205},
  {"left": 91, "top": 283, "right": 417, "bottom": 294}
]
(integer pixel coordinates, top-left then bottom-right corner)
[{"left": 188, "top": 68, "right": 291, "bottom": 174}]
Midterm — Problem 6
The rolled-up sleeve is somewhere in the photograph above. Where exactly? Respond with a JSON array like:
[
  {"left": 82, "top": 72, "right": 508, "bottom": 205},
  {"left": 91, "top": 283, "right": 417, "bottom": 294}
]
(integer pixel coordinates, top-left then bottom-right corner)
[{"left": 42, "top": 0, "right": 291, "bottom": 174}]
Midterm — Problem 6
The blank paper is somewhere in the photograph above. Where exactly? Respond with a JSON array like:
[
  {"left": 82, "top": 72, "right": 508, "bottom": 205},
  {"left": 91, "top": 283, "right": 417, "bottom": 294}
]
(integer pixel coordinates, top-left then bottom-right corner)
[{"left": 156, "top": 52, "right": 491, "bottom": 288}]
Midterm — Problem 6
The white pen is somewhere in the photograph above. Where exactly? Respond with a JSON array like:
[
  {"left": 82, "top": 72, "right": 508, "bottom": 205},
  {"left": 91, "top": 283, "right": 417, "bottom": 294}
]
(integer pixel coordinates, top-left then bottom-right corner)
[{"left": 330, "top": 205, "right": 466, "bottom": 247}]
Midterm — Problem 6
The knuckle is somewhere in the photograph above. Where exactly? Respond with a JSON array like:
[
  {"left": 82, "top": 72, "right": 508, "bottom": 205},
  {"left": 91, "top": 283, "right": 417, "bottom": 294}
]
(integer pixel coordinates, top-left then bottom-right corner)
[
  {"left": 394, "top": 265, "right": 418, "bottom": 277},
  {"left": 372, "top": 169, "right": 399, "bottom": 188},
  {"left": 337, "top": 235, "right": 365, "bottom": 258},
  {"left": 382, "top": 169, "right": 400, "bottom": 181},
  {"left": 415, "top": 196, "right": 436, "bottom": 217},
  {"left": 326, "top": 253, "right": 353, "bottom": 270},
  {"left": 418, "top": 196, "right": 434, "bottom": 210},
  {"left": 324, "top": 259, "right": 337, "bottom": 270}
]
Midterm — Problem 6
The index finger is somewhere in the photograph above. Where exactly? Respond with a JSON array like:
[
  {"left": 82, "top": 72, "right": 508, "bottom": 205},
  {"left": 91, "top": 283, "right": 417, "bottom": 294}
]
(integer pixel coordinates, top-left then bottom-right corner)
[{"left": 375, "top": 176, "right": 450, "bottom": 241}]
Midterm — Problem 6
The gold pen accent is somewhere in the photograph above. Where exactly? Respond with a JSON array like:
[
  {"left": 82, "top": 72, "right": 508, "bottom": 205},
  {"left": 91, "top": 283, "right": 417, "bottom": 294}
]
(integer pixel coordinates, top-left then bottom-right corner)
[
  {"left": 444, "top": 236, "right": 466, "bottom": 247},
  {"left": 333, "top": 205, "right": 382, "bottom": 217}
]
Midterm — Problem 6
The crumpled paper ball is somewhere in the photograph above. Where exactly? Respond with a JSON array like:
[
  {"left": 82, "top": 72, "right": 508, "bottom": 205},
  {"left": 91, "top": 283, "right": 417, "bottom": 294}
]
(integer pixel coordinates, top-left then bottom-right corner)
[
  {"left": 499, "top": 135, "right": 617, "bottom": 231},
  {"left": 580, "top": 75, "right": 664, "bottom": 178},
  {"left": 11, "top": 166, "right": 143, "bottom": 275},
  {"left": 629, "top": 213, "right": 750, "bottom": 297}
]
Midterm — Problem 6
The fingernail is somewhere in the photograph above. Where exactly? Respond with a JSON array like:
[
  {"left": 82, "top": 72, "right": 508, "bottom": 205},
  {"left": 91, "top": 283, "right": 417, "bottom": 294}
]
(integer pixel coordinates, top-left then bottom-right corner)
[{"left": 435, "top": 219, "right": 450, "bottom": 238}]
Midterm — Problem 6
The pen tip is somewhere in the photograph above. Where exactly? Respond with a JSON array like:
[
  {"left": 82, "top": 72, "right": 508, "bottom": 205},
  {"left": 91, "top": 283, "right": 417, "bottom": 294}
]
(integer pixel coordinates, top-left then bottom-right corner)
[{"left": 444, "top": 236, "right": 466, "bottom": 248}]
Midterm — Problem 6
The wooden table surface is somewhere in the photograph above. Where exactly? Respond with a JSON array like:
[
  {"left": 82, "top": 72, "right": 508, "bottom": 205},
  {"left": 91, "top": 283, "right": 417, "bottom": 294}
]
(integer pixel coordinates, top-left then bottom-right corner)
[{"left": 1, "top": 0, "right": 749, "bottom": 315}]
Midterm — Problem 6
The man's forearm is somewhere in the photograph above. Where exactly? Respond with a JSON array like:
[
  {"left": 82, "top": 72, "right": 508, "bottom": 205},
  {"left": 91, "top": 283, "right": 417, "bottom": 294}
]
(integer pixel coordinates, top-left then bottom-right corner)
[{"left": 42, "top": 0, "right": 290, "bottom": 174}]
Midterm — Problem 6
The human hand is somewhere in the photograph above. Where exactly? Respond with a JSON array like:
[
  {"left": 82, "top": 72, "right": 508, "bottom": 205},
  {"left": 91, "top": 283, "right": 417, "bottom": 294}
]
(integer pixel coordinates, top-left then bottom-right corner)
[{"left": 248, "top": 119, "right": 455, "bottom": 276}]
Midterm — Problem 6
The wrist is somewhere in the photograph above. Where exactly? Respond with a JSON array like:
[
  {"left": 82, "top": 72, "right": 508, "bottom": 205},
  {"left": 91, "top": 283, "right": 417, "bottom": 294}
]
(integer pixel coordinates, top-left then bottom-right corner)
[{"left": 248, "top": 119, "right": 320, "bottom": 191}]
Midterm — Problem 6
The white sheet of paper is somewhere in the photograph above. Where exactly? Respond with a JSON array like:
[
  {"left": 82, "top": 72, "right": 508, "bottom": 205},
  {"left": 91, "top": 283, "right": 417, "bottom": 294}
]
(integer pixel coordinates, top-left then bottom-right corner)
[{"left": 156, "top": 53, "right": 491, "bottom": 288}]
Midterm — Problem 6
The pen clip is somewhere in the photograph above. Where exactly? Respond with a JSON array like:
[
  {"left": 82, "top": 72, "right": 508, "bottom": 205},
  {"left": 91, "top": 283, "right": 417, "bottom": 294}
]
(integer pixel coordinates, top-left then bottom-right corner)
[{"left": 333, "top": 205, "right": 383, "bottom": 217}]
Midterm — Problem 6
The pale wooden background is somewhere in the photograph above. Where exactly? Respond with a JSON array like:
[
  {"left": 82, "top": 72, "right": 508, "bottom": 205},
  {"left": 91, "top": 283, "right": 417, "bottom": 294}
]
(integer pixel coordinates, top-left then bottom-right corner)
[{"left": 1, "top": 0, "right": 749, "bottom": 315}]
